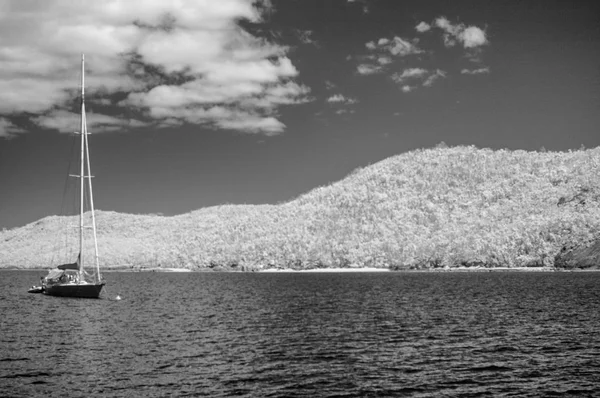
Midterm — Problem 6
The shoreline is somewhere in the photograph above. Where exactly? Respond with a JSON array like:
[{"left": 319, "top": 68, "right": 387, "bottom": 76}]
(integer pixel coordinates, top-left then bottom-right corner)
[
  {"left": 258, "top": 267, "right": 390, "bottom": 273},
  {"left": 4, "top": 266, "right": 599, "bottom": 272}
]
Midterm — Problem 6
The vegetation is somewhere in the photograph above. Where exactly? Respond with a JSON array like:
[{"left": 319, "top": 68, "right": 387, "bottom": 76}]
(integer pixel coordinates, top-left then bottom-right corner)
[{"left": 1, "top": 146, "right": 599, "bottom": 270}]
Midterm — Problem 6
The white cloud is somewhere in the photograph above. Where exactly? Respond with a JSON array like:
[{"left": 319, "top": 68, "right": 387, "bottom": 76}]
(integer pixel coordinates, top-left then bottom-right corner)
[
  {"left": 459, "top": 26, "right": 488, "bottom": 48},
  {"left": 357, "top": 64, "right": 383, "bottom": 75},
  {"left": 327, "top": 93, "right": 358, "bottom": 116},
  {"left": 435, "top": 17, "right": 462, "bottom": 36},
  {"left": 364, "top": 36, "right": 421, "bottom": 57},
  {"left": 327, "top": 94, "right": 347, "bottom": 103},
  {"left": 0, "top": 0, "right": 308, "bottom": 136},
  {"left": 217, "top": 115, "right": 285, "bottom": 135},
  {"left": 377, "top": 56, "right": 393, "bottom": 65},
  {"left": 33, "top": 110, "right": 146, "bottom": 133},
  {"left": 0, "top": 78, "right": 73, "bottom": 113},
  {"left": 392, "top": 68, "right": 445, "bottom": 90},
  {"left": 423, "top": 69, "right": 447, "bottom": 87},
  {"left": 389, "top": 37, "right": 421, "bottom": 56},
  {"left": 327, "top": 94, "right": 358, "bottom": 104},
  {"left": 241, "top": 82, "right": 312, "bottom": 109},
  {"left": 358, "top": 35, "right": 421, "bottom": 76},
  {"left": 392, "top": 68, "right": 428, "bottom": 83},
  {"left": 137, "top": 104, "right": 286, "bottom": 135},
  {"left": 433, "top": 16, "right": 488, "bottom": 49},
  {"left": 465, "top": 49, "right": 484, "bottom": 64},
  {"left": 295, "top": 29, "right": 316, "bottom": 45},
  {"left": 357, "top": 16, "right": 490, "bottom": 92},
  {"left": 207, "top": 58, "right": 297, "bottom": 84},
  {"left": 126, "top": 81, "right": 260, "bottom": 109},
  {"left": 461, "top": 67, "right": 490, "bottom": 75},
  {"left": 415, "top": 22, "right": 431, "bottom": 33},
  {"left": 125, "top": 80, "right": 309, "bottom": 110},
  {"left": 0, "top": 117, "right": 25, "bottom": 138},
  {"left": 443, "top": 34, "right": 457, "bottom": 48}
]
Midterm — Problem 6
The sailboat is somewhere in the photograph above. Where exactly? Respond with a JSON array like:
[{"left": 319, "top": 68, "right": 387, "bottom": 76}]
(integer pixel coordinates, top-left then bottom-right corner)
[{"left": 30, "top": 54, "right": 105, "bottom": 298}]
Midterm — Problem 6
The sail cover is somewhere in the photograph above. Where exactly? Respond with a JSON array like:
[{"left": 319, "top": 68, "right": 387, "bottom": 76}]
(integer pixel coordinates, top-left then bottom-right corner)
[
  {"left": 57, "top": 254, "right": 80, "bottom": 270},
  {"left": 57, "top": 261, "right": 78, "bottom": 270}
]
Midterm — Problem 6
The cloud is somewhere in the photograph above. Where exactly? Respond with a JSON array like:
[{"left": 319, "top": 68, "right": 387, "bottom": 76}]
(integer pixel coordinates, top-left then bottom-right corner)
[
  {"left": 443, "top": 34, "right": 457, "bottom": 48},
  {"left": 389, "top": 37, "right": 421, "bottom": 56},
  {"left": 124, "top": 80, "right": 310, "bottom": 134},
  {"left": 461, "top": 67, "right": 490, "bottom": 75},
  {"left": 415, "top": 22, "right": 431, "bottom": 33},
  {"left": 432, "top": 16, "right": 488, "bottom": 48},
  {"left": 327, "top": 94, "right": 346, "bottom": 103},
  {"left": 435, "top": 17, "right": 462, "bottom": 36},
  {"left": 392, "top": 68, "right": 428, "bottom": 83},
  {"left": 357, "top": 64, "right": 383, "bottom": 75},
  {"left": 391, "top": 68, "right": 445, "bottom": 91},
  {"left": 365, "top": 36, "right": 421, "bottom": 57},
  {"left": 133, "top": 104, "right": 285, "bottom": 135},
  {"left": 465, "top": 49, "right": 484, "bottom": 64},
  {"left": 460, "top": 26, "right": 488, "bottom": 48},
  {"left": 295, "top": 29, "right": 317, "bottom": 46},
  {"left": 377, "top": 56, "right": 393, "bottom": 65},
  {"left": 0, "top": 117, "right": 25, "bottom": 138},
  {"left": 359, "top": 35, "right": 421, "bottom": 76},
  {"left": 217, "top": 115, "right": 285, "bottom": 135},
  {"left": 335, "top": 108, "right": 355, "bottom": 115},
  {"left": 423, "top": 69, "right": 446, "bottom": 87},
  {"left": 239, "top": 82, "right": 312, "bottom": 109},
  {"left": 0, "top": 0, "right": 309, "bottom": 136},
  {"left": 327, "top": 93, "right": 358, "bottom": 116},
  {"left": 327, "top": 94, "right": 358, "bottom": 105},
  {"left": 33, "top": 110, "right": 146, "bottom": 133},
  {"left": 358, "top": 15, "right": 489, "bottom": 94},
  {"left": 0, "top": 74, "right": 95, "bottom": 114}
]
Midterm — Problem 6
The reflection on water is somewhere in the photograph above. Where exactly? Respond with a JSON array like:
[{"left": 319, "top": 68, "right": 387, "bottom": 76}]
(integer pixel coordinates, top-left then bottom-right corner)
[{"left": 1, "top": 271, "right": 599, "bottom": 397}]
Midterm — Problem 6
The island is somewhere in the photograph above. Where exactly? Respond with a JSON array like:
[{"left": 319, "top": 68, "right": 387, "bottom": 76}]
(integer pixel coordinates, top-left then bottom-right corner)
[{"left": 2, "top": 146, "right": 599, "bottom": 272}]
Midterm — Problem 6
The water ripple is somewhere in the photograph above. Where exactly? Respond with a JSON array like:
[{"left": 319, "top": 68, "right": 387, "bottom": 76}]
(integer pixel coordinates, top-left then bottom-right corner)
[{"left": 1, "top": 271, "right": 600, "bottom": 397}]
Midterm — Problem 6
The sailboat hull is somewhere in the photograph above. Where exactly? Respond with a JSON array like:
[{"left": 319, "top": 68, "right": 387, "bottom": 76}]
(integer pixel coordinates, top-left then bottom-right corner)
[{"left": 43, "top": 282, "right": 105, "bottom": 298}]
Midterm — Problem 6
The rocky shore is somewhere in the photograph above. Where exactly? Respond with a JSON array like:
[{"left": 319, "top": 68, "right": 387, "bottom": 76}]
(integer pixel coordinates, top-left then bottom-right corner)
[{"left": 554, "top": 240, "right": 600, "bottom": 270}]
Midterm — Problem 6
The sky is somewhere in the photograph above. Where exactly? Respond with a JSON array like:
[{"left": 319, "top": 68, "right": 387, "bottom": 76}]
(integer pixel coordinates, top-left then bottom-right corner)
[{"left": 0, "top": 0, "right": 599, "bottom": 229}]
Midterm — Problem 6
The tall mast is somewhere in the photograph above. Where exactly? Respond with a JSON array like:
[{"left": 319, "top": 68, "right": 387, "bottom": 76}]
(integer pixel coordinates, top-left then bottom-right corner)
[
  {"left": 78, "top": 53, "right": 101, "bottom": 282},
  {"left": 79, "top": 53, "right": 85, "bottom": 279},
  {"left": 83, "top": 82, "right": 101, "bottom": 282}
]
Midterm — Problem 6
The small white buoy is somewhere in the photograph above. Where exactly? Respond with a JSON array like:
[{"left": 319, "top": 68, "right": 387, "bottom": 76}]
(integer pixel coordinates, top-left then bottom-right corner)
[{"left": 115, "top": 294, "right": 121, "bottom": 301}]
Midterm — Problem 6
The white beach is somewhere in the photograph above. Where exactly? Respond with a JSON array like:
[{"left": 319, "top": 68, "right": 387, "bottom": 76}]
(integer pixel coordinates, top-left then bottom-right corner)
[{"left": 259, "top": 267, "right": 390, "bottom": 273}]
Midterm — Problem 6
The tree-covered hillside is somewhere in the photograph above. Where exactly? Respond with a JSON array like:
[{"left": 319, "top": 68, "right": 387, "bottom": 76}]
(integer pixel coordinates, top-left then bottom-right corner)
[{"left": 2, "top": 146, "right": 599, "bottom": 270}]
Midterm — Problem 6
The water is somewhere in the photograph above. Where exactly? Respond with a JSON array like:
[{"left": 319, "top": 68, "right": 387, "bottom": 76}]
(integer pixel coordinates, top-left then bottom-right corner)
[{"left": 1, "top": 271, "right": 599, "bottom": 397}]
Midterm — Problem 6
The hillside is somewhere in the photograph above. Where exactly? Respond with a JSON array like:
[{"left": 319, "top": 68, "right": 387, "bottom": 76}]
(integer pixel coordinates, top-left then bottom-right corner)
[{"left": 2, "top": 146, "right": 600, "bottom": 270}]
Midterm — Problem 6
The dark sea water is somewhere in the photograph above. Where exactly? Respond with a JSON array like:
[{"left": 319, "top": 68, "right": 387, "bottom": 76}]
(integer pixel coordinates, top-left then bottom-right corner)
[{"left": 1, "top": 271, "right": 599, "bottom": 397}]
